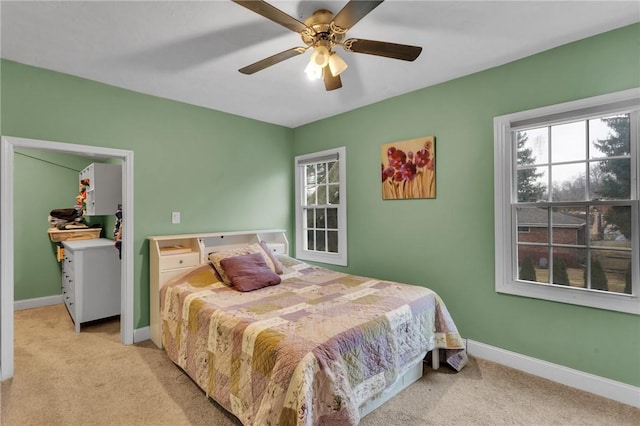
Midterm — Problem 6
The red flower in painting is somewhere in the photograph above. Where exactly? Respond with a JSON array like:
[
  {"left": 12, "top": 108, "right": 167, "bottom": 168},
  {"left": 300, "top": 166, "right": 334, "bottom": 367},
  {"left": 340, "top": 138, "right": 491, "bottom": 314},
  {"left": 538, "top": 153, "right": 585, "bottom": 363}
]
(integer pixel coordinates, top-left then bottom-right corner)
[
  {"left": 427, "top": 158, "right": 435, "bottom": 171},
  {"left": 388, "top": 148, "right": 407, "bottom": 169},
  {"left": 381, "top": 165, "right": 394, "bottom": 182},
  {"left": 400, "top": 160, "right": 417, "bottom": 181},
  {"left": 415, "top": 148, "right": 429, "bottom": 168}
]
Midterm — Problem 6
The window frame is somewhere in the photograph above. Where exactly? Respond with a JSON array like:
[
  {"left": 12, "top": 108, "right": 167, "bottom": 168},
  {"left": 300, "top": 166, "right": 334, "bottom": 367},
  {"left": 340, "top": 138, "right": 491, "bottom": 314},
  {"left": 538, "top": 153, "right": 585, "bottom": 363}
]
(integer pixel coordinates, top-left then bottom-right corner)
[
  {"left": 494, "top": 88, "right": 640, "bottom": 315},
  {"left": 294, "top": 146, "right": 347, "bottom": 266}
]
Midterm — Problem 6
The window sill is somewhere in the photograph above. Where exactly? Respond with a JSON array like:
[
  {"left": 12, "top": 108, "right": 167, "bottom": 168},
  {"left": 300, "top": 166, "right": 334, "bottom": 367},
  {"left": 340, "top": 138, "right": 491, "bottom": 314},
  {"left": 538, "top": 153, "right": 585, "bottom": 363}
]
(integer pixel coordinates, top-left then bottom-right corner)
[
  {"left": 296, "top": 250, "right": 347, "bottom": 267},
  {"left": 496, "top": 279, "right": 639, "bottom": 315}
]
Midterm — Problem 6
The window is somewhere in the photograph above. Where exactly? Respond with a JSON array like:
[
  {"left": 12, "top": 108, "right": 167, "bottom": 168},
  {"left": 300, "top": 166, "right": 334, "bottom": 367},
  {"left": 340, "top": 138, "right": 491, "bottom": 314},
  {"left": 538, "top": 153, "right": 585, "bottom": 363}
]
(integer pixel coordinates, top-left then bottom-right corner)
[
  {"left": 494, "top": 89, "right": 639, "bottom": 314},
  {"left": 295, "top": 147, "right": 347, "bottom": 266}
]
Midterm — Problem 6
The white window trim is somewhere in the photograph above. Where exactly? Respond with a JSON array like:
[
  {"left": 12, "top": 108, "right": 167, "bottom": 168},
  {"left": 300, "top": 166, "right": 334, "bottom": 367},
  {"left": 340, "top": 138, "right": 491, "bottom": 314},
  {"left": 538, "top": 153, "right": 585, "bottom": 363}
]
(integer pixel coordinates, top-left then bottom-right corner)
[
  {"left": 494, "top": 88, "right": 640, "bottom": 315},
  {"left": 295, "top": 146, "right": 347, "bottom": 266}
]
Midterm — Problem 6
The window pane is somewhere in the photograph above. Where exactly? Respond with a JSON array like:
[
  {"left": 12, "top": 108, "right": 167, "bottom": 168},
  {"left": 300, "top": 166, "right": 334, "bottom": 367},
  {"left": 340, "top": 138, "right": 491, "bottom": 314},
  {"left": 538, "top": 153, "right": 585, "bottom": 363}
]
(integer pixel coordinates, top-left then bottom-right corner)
[
  {"left": 316, "top": 230, "right": 326, "bottom": 251},
  {"left": 516, "top": 207, "right": 549, "bottom": 244},
  {"left": 590, "top": 205, "right": 632, "bottom": 246},
  {"left": 327, "top": 208, "right": 338, "bottom": 229},
  {"left": 551, "top": 163, "right": 586, "bottom": 201},
  {"left": 589, "top": 250, "right": 631, "bottom": 294},
  {"left": 623, "top": 260, "right": 633, "bottom": 295},
  {"left": 307, "top": 230, "right": 315, "bottom": 251},
  {"left": 296, "top": 147, "right": 346, "bottom": 266},
  {"left": 315, "top": 208, "right": 326, "bottom": 229},
  {"left": 589, "top": 159, "right": 631, "bottom": 200},
  {"left": 551, "top": 121, "right": 586, "bottom": 162},
  {"left": 306, "top": 164, "right": 316, "bottom": 185},
  {"left": 518, "top": 245, "right": 550, "bottom": 281},
  {"left": 551, "top": 248, "right": 585, "bottom": 287},
  {"left": 317, "top": 163, "right": 327, "bottom": 184},
  {"left": 589, "top": 114, "right": 630, "bottom": 159},
  {"left": 517, "top": 167, "right": 547, "bottom": 202},
  {"left": 328, "top": 161, "right": 339, "bottom": 183},
  {"left": 306, "top": 209, "right": 314, "bottom": 229},
  {"left": 328, "top": 231, "right": 338, "bottom": 253},
  {"left": 516, "top": 127, "right": 548, "bottom": 165},
  {"left": 306, "top": 187, "right": 317, "bottom": 206},
  {"left": 317, "top": 185, "right": 327, "bottom": 205},
  {"left": 328, "top": 184, "right": 340, "bottom": 204},
  {"left": 551, "top": 207, "right": 586, "bottom": 246}
]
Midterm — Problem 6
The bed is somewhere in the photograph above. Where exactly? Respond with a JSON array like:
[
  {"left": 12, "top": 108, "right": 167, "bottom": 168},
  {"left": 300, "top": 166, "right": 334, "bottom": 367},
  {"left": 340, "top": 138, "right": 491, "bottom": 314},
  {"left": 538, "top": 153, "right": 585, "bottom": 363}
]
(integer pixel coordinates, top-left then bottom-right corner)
[{"left": 148, "top": 230, "right": 466, "bottom": 425}]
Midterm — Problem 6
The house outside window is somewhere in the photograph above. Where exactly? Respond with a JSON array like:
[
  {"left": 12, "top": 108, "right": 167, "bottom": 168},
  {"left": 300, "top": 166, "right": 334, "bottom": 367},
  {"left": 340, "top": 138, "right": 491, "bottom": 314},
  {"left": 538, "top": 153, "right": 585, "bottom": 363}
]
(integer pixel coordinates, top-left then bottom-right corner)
[
  {"left": 294, "top": 147, "right": 347, "bottom": 266},
  {"left": 494, "top": 89, "right": 639, "bottom": 314}
]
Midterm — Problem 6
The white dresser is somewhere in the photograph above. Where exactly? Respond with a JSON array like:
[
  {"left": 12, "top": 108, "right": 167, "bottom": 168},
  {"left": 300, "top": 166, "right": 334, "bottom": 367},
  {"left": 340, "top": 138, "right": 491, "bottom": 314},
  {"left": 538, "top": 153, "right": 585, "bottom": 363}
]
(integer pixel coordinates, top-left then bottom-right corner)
[{"left": 61, "top": 238, "right": 121, "bottom": 332}]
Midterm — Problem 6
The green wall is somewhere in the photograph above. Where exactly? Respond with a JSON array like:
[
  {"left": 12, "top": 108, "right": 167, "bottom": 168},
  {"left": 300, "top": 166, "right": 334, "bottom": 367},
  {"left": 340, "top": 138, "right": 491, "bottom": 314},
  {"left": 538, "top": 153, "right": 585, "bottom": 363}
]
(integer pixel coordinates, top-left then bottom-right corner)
[
  {"left": 293, "top": 23, "right": 640, "bottom": 387},
  {"left": 13, "top": 149, "right": 98, "bottom": 300},
  {"left": 1, "top": 24, "right": 638, "bottom": 388},
  {"left": 1, "top": 59, "right": 295, "bottom": 328}
]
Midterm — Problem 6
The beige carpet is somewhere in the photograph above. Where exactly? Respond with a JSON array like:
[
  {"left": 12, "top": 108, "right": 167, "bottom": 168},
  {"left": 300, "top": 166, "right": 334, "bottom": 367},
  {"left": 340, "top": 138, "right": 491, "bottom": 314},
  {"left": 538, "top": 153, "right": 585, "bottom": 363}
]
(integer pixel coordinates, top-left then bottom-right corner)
[{"left": 1, "top": 304, "right": 638, "bottom": 425}]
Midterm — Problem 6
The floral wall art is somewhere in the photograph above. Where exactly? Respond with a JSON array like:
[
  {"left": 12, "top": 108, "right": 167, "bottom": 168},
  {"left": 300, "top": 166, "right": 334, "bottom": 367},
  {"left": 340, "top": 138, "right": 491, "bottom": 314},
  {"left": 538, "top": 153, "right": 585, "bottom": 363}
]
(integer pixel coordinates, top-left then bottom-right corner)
[{"left": 381, "top": 136, "right": 435, "bottom": 199}]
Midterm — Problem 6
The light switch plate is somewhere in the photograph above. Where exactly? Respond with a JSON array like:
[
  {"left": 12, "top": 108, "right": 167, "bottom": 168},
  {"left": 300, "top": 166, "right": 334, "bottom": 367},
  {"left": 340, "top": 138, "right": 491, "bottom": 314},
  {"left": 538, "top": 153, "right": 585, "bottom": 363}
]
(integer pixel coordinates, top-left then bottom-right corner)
[{"left": 171, "top": 211, "right": 181, "bottom": 224}]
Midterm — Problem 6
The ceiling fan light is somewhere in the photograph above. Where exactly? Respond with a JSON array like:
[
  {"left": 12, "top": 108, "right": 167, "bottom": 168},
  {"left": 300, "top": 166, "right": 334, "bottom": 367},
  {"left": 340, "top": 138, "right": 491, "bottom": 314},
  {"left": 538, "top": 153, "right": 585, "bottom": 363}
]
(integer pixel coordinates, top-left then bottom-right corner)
[
  {"left": 310, "top": 45, "right": 330, "bottom": 68},
  {"left": 304, "top": 61, "right": 322, "bottom": 80},
  {"left": 328, "top": 52, "right": 348, "bottom": 77}
]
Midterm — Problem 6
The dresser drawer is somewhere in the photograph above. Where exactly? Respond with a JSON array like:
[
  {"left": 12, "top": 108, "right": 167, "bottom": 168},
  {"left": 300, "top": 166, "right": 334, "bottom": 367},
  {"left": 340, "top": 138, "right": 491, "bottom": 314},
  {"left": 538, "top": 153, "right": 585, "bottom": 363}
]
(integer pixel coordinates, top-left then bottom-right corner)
[
  {"left": 159, "top": 252, "right": 200, "bottom": 270},
  {"left": 265, "top": 243, "right": 286, "bottom": 255},
  {"left": 62, "top": 263, "right": 74, "bottom": 280},
  {"left": 62, "top": 254, "right": 74, "bottom": 269},
  {"left": 64, "top": 285, "right": 76, "bottom": 321},
  {"left": 62, "top": 280, "right": 74, "bottom": 300}
]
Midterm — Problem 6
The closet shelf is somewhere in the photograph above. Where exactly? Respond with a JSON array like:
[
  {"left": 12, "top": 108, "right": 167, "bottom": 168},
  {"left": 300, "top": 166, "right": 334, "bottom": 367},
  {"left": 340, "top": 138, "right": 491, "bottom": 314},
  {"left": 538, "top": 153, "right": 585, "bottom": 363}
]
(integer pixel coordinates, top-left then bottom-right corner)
[{"left": 48, "top": 228, "right": 101, "bottom": 242}]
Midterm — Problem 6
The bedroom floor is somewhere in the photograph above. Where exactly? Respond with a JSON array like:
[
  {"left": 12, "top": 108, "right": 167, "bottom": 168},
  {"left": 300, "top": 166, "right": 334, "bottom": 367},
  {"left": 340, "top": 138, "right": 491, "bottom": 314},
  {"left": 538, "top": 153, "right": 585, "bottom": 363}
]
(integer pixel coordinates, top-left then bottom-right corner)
[{"left": 1, "top": 304, "right": 638, "bottom": 425}]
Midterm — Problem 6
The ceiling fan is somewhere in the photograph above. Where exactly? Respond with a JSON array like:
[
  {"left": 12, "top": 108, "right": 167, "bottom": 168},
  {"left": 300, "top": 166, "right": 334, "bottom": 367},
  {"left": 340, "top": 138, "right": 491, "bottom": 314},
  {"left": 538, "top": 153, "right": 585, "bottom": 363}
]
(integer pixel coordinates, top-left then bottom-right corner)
[{"left": 232, "top": 0, "right": 422, "bottom": 91}]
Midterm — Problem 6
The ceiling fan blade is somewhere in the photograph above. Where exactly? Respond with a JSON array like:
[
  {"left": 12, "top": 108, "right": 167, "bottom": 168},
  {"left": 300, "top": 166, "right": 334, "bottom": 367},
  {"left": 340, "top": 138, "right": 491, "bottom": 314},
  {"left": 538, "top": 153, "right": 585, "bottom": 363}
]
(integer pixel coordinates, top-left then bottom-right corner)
[
  {"left": 332, "top": 1, "right": 384, "bottom": 33},
  {"left": 323, "top": 68, "right": 342, "bottom": 91},
  {"left": 343, "top": 38, "right": 422, "bottom": 61},
  {"left": 239, "top": 47, "right": 307, "bottom": 74},
  {"left": 233, "top": 1, "right": 313, "bottom": 34}
]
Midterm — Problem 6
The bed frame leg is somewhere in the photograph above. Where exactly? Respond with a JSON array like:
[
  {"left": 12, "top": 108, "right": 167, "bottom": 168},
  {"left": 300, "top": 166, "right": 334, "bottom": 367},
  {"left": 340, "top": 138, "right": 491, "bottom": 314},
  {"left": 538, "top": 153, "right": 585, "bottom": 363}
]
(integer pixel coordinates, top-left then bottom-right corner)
[{"left": 431, "top": 349, "right": 440, "bottom": 370}]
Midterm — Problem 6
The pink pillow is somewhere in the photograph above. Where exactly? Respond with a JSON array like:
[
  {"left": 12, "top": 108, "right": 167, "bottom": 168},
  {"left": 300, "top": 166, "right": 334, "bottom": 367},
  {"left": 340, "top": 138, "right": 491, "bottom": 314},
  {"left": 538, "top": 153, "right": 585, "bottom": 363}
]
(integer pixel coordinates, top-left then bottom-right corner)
[
  {"left": 259, "top": 240, "right": 284, "bottom": 274},
  {"left": 219, "top": 252, "right": 281, "bottom": 292},
  {"left": 209, "top": 243, "right": 279, "bottom": 285}
]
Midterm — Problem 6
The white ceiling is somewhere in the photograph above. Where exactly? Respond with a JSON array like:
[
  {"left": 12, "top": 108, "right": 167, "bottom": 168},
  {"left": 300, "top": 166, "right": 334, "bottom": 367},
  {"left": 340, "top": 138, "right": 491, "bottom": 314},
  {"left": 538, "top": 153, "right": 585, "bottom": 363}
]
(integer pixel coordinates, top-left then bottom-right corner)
[{"left": 1, "top": 1, "right": 638, "bottom": 128}]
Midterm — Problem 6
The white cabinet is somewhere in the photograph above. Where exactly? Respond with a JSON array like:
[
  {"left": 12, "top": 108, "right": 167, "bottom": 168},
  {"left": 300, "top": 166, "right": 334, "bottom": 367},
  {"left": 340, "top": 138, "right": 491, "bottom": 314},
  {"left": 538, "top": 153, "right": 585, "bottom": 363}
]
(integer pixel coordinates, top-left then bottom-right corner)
[
  {"left": 80, "top": 163, "right": 121, "bottom": 216},
  {"left": 61, "top": 238, "right": 121, "bottom": 333}
]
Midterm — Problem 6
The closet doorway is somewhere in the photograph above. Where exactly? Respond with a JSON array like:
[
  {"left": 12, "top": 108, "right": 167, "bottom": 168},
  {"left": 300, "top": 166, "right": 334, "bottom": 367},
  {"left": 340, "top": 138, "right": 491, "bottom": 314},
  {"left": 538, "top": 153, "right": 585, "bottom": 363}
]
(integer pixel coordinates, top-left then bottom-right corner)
[{"left": 1, "top": 136, "right": 134, "bottom": 380}]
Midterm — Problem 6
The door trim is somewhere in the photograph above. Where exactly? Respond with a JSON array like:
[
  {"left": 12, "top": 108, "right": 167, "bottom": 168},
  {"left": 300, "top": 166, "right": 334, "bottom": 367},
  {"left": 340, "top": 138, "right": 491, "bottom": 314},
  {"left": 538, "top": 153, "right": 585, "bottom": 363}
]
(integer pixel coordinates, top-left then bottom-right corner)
[{"left": 1, "top": 136, "right": 134, "bottom": 380}]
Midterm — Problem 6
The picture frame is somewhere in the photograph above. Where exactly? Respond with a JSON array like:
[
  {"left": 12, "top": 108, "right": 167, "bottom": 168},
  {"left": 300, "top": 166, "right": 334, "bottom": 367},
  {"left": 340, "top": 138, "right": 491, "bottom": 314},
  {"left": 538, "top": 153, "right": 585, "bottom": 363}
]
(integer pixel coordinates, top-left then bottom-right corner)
[{"left": 381, "top": 136, "right": 435, "bottom": 199}]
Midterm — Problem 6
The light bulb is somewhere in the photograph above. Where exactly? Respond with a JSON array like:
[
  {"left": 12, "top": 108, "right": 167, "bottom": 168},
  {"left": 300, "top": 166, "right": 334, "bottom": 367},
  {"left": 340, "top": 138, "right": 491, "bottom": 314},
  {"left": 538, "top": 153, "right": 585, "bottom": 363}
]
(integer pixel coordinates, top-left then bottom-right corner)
[
  {"left": 310, "top": 45, "right": 330, "bottom": 68},
  {"left": 304, "top": 61, "right": 322, "bottom": 80}
]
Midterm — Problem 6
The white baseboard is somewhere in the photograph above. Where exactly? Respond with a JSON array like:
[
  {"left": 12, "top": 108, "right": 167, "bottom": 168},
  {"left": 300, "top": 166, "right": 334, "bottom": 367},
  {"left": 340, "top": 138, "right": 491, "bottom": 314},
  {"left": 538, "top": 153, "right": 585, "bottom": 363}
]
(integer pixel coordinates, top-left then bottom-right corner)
[
  {"left": 133, "top": 326, "right": 150, "bottom": 344},
  {"left": 14, "top": 295, "right": 62, "bottom": 311},
  {"left": 466, "top": 339, "right": 640, "bottom": 408}
]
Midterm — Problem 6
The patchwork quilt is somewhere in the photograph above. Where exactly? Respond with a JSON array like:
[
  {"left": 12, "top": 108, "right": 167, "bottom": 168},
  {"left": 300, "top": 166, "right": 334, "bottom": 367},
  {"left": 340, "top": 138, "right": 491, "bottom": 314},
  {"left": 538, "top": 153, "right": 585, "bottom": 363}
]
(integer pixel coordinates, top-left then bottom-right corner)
[{"left": 160, "top": 256, "right": 466, "bottom": 425}]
